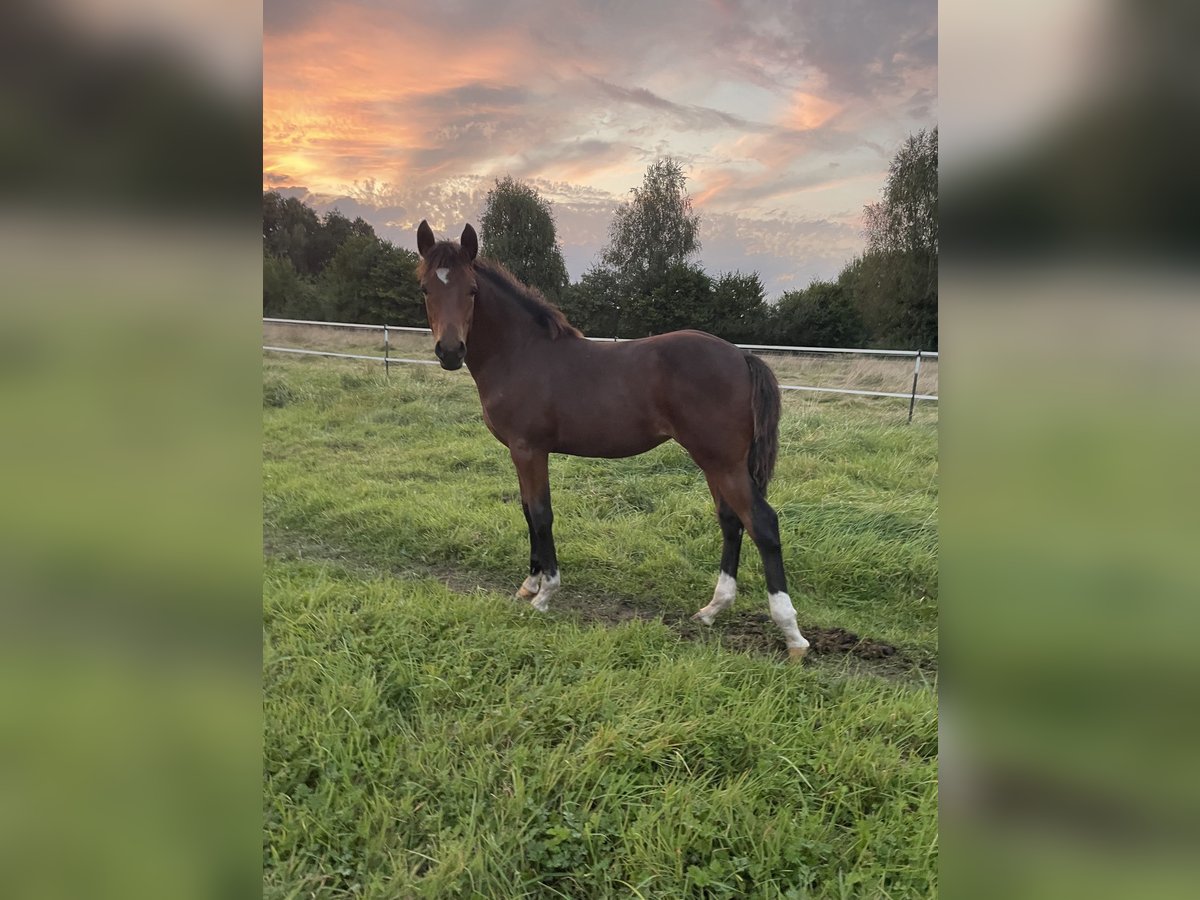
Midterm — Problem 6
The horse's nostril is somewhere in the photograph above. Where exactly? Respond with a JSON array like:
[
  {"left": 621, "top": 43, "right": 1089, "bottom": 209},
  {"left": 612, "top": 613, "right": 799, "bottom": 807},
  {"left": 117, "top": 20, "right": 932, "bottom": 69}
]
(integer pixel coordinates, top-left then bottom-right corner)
[{"left": 434, "top": 341, "right": 445, "bottom": 359}]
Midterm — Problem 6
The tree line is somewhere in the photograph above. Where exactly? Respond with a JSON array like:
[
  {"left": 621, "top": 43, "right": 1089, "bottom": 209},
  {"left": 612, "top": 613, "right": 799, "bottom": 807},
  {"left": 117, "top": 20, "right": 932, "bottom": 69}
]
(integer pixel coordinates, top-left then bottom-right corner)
[{"left": 263, "top": 128, "right": 936, "bottom": 349}]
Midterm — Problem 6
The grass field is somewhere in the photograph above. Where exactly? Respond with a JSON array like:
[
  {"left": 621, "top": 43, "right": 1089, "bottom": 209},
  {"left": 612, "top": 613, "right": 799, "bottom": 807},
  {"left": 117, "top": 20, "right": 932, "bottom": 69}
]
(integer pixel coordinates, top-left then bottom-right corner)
[{"left": 263, "top": 353, "right": 938, "bottom": 898}]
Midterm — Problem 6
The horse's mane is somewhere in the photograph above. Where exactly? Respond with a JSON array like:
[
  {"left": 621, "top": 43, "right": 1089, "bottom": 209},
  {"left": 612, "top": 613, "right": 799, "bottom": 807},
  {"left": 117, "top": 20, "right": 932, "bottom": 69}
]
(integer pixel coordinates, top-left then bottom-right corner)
[
  {"left": 420, "top": 241, "right": 581, "bottom": 340},
  {"left": 476, "top": 259, "right": 582, "bottom": 340}
]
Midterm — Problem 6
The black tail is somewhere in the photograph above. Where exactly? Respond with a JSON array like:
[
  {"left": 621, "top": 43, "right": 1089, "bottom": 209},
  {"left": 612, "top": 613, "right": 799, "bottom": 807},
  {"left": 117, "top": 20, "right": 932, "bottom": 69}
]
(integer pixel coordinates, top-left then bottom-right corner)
[{"left": 745, "top": 352, "right": 781, "bottom": 496}]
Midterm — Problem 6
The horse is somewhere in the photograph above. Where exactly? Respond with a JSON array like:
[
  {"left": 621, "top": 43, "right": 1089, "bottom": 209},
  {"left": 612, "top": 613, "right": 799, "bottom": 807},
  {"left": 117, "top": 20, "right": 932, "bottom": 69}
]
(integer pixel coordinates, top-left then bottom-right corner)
[{"left": 414, "top": 220, "right": 809, "bottom": 659}]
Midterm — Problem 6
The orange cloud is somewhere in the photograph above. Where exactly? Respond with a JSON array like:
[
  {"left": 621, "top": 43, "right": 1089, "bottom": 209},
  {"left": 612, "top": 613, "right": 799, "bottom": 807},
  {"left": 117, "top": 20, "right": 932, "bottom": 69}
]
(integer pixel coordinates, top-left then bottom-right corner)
[
  {"left": 263, "top": 4, "right": 550, "bottom": 193},
  {"left": 692, "top": 169, "right": 741, "bottom": 208},
  {"left": 786, "top": 91, "right": 842, "bottom": 130}
]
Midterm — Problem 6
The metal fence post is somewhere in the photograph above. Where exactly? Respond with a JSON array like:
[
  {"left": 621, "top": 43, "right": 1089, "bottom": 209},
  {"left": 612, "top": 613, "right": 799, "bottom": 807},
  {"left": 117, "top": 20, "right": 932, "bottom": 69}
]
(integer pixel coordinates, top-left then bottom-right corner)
[
  {"left": 908, "top": 349, "right": 922, "bottom": 423},
  {"left": 384, "top": 324, "right": 390, "bottom": 377}
]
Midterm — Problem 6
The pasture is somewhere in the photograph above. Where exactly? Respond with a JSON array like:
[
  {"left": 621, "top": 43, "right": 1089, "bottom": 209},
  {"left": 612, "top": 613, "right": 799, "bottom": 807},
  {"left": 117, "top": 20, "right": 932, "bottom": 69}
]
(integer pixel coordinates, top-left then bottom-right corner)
[{"left": 263, "top": 354, "right": 938, "bottom": 898}]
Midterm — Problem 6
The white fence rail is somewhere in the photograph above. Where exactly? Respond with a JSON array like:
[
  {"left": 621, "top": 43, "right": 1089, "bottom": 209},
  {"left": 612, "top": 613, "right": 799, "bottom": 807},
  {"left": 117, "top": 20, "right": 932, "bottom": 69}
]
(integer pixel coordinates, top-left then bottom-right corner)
[{"left": 263, "top": 317, "right": 938, "bottom": 412}]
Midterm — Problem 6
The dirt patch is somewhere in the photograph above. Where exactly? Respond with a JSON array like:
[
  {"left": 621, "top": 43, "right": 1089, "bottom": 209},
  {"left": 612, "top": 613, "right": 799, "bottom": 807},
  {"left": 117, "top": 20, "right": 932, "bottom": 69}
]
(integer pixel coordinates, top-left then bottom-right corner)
[
  {"left": 563, "top": 593, "right": 931, "bottom": 678},
  {"left": 264, "top": 528, "right": 935, "bottom": 681}
]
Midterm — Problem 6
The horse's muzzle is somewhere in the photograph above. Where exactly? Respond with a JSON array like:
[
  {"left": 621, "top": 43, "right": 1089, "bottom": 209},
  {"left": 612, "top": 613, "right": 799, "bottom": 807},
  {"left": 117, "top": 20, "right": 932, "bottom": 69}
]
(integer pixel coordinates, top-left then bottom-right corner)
[{"left": 434, "top": 340, "right": 465, "bottom": 370}]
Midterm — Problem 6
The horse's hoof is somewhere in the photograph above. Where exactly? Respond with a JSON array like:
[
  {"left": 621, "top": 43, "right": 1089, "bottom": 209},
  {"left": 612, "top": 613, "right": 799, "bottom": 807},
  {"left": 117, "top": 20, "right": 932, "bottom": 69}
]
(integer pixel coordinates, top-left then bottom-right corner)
[
  {"left": 516, "top": 575, "right": 541, "bottom": 599},
  {"left": 787, "top": 646, "right": 809, "bottom": 662},
  {"left": 691, "top": 609, "right": 716, "bottom": 626}
]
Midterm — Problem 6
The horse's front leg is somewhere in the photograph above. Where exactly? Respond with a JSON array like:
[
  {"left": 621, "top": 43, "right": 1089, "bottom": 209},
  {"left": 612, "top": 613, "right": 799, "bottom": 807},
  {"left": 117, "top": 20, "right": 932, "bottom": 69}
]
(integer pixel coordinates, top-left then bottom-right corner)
[
  {"left": 515, "top": 501, "right": 542, "bottom": 599},
  {"left": 510, "top": 445, "right": 560, "bottom": 611}
]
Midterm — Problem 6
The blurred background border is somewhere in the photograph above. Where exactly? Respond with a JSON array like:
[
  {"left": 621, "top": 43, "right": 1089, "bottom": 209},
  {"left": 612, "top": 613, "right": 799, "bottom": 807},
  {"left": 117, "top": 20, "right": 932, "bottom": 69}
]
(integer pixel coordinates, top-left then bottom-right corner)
[{"left": 2, "top": 1, "right": 1198, "bottom": 897}]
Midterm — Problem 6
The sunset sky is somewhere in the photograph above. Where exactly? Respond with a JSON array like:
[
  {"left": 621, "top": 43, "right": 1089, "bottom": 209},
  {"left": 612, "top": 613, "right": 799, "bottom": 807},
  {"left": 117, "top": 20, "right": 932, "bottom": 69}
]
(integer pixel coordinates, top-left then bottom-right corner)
[{"left": 264, "top": 0, "right": 936, "bottom": 298}]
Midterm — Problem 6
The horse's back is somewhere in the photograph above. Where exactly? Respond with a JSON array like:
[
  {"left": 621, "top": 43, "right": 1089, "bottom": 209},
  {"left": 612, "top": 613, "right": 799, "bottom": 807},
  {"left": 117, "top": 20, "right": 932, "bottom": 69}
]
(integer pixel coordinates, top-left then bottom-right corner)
[{"left": 636, "top": 329, "right": 753, "bottom": 401}]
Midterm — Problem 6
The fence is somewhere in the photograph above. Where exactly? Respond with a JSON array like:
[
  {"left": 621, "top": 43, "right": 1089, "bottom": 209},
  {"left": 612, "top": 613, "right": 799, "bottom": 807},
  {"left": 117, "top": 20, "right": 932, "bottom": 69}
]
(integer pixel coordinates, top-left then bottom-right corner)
[{"left": 263, "top": 317, "right": 938, "bottom": 418}]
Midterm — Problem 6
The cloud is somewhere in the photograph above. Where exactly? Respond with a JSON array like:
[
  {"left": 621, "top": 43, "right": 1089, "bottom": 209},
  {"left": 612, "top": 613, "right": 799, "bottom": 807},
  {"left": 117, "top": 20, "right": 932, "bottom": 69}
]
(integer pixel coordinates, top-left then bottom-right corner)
[
  {"left": 264, "top": 0, "right": 937, "bottom": 300},
  {"left": 714, "top": 0, "right": 937, "bottom": 100},
  {"left": 263, "top": 0, "right": 324, "bottom": 34},
  {"left": 585, "top": 76, "right": 771, "bottom": 133},
  {"left": 501, "top": 139, "right": 636, "bottom": 184}
]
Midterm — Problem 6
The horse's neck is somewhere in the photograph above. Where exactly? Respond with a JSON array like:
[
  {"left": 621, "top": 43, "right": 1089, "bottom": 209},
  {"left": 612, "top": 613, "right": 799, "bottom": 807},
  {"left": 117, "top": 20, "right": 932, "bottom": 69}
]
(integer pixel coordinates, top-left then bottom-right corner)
[{"left": 465, "top": 285, "right": 542, "bottom": 384}]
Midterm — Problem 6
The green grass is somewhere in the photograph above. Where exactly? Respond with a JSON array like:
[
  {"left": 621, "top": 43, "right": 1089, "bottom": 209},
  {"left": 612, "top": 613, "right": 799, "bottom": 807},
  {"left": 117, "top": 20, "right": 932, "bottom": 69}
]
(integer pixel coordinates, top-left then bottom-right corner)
[{"left": 263, "top": 356, "right": 938, "bottom": 898}]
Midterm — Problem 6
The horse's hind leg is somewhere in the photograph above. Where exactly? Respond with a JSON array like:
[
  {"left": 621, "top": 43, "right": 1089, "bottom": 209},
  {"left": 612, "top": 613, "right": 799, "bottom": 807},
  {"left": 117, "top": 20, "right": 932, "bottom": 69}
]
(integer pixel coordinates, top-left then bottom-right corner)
[
  {"left": 712, "top": 467, "right": 810, "bottom": 660},
  {"left": 752, "top": 492, "right": 810, "bottom": 660},
  {"left": 692, "top": 484, "right": 744, "bottom": 624}
]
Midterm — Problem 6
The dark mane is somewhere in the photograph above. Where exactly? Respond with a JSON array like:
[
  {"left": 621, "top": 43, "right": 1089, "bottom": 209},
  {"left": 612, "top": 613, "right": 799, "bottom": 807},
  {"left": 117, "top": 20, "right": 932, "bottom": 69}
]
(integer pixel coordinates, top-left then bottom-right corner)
[
  {"left": 475, "top": 259, "right": 582, "bottom": 340},
  {"left": 418, "top": 241, "right": 581, "bottom": 340}
]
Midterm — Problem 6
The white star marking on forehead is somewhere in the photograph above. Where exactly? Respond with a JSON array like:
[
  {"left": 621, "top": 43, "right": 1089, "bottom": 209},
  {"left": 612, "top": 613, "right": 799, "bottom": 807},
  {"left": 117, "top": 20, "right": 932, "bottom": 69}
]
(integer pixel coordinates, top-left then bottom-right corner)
[{"left": 436, "top": 268, "right": 450, "bottom": 284}]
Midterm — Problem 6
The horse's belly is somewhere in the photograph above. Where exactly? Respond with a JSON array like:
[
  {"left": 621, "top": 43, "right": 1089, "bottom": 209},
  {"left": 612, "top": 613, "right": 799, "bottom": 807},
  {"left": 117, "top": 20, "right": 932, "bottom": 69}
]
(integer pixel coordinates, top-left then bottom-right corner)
[
  {"left": 548, "top": 379, "right": 673, "bottom": 457},
  {"left": 553, "top": 431, "right": 669, "bottom": 458}
]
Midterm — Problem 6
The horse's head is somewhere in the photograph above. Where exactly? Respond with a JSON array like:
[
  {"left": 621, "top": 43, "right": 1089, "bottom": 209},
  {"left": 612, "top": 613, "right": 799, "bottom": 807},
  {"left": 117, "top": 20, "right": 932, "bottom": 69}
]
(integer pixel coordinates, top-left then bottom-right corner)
[{"left": 416, "top": 220, "right": 478, "bottom": 370}]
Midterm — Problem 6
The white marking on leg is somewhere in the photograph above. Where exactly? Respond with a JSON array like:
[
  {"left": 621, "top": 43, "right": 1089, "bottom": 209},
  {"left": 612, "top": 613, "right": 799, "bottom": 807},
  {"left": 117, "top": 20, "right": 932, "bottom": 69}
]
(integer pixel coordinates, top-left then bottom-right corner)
[
  {"left": 436, "top": 267, "right": 450, "bottom": 284},
  {"left": 516, "top": 573, "right": 542, "bottom": 599},
  {"left": 768, "top": 591, "right": 809, "bottom": 655},
  {"left": 693, "top": 571, "right": 737, "bottom": 625},
  {"left": 530, "top": 570, "right": 560, "bottom": 612}
]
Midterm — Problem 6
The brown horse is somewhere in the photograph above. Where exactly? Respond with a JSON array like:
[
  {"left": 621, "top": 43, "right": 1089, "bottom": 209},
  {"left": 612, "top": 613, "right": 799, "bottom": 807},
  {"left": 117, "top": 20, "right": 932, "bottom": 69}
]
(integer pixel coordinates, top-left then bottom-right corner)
[{"left": 415, "top": 221, "right": 809, "bottom": 659}]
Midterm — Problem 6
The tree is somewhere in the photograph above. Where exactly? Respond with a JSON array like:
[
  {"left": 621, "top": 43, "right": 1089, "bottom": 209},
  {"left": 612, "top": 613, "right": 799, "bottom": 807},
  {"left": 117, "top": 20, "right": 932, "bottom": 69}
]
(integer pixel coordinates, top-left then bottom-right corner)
[
  {"left": 319, "top": 236, "right": 423, "bottom": 325},
  {"left": 710, "top": 272, "right": 769, "bottom": 343},
  {"left": 560, "top": 267, "right": 622, "bottom": 338},
  {"left": 478, "top": 177, "right": 570, "bottom": 301},
  {"left": 854, "top": 128, "right": 938, "bottom": 349},
  {"left": 600, "top": 158, "right": 701, "bottom": 291},
  {"left": 583, "top": 158, "right": 704, "bottom": 336},
  {"left": 622, "top": 262, "right": 714, "bottom": 337},
  {"left": 366, "top": 243, "right": 424, "bottom": 327},
  {"left": 317, "top": 234, "right": 378, "bottom": 322},
  {"left": 263, "top": 191, "right": 285, "bottom": 251},
  {"left": 263, "top": 192, "right": 379, "bottom": 279},
  {"left": 864, "top": 129, "right": 938, "bottom": 260},
  {"left": 308, "top": 209, "right": 378, "bottom": 275},
  {"left": 262, "top": 192, "right": 323, "bottom": 275},
  {"left": 772, "top": 280, "right": 866, "bottom": 348},
  {"left": 263, "top": 252, "right": 324, "bottom": 319},
  {"left": 263, "top": 192, "right": 423, "bottom": 324}
]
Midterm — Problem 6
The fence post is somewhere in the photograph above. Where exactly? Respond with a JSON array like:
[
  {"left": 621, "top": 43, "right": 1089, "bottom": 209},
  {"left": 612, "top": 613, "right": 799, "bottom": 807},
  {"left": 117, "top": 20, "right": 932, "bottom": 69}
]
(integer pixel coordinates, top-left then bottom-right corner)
[
  {"left": 384, "top": 325, "right": 390, "bottom": 377},
  {"left": 908, "top": 350, "right": 922, "bottom": 423}
]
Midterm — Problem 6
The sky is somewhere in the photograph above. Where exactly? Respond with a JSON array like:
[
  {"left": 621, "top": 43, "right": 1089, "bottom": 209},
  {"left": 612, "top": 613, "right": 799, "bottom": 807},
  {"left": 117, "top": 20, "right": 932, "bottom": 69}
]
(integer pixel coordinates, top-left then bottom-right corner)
[{"left": 264, "top": 0, "right": 936, "bottom": 299}]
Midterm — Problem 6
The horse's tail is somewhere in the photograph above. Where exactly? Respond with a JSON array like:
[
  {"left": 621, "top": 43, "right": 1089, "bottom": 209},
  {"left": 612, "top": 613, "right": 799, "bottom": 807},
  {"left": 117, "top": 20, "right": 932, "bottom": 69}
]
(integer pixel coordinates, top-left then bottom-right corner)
[{"left": 744, "top": 352, "right": 781, "bottom": 496}]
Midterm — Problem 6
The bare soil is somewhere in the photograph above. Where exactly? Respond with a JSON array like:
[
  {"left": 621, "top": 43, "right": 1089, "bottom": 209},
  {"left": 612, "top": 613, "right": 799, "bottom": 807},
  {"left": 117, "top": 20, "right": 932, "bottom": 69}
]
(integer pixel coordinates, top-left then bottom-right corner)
[{"left": 561, "top": 592, "right": 933, "bottom": 680}]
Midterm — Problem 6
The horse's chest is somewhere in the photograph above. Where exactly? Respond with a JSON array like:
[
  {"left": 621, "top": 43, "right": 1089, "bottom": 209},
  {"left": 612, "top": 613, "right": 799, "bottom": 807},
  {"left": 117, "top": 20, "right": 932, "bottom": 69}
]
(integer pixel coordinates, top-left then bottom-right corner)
[
  {"left": 479, "top": 398, "right": 503, "bottom": 439},
  {"left": 480, "top": 391, "right": 522, "bottom": 440},
  {"left": 480, "top": 386, "right": 553, "bottom": 445}
]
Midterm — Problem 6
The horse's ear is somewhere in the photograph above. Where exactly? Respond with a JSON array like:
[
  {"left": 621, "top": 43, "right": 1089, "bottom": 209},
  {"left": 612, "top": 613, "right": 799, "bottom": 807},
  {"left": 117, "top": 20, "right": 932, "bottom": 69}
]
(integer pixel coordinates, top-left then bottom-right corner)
[
  {"left": 461, "top": 223, "right": 478, "bottom": 262},
  {"left": 417, "top": 220, "right": 435, "bottom": 258}
]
